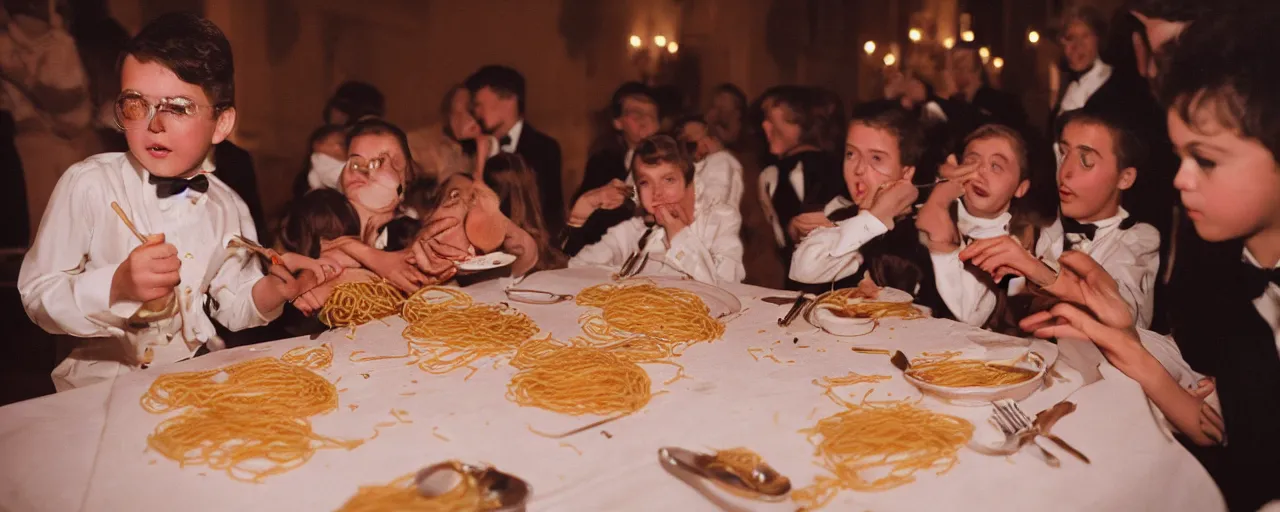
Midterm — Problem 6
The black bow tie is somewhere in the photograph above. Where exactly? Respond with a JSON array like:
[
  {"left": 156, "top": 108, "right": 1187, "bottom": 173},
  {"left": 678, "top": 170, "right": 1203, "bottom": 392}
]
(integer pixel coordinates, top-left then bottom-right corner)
[
  {"left": 150, "top": 173, "right": 209, "bottom": 198},
  {"left": 1062, "top": 218, "right": 1098, "bottom": 241},
  {"left": 1242, "top": 263, "right": 1280, "bottom": 299},
  {"left": 498, "top": 135, "right": 513, "bottom": 148}
]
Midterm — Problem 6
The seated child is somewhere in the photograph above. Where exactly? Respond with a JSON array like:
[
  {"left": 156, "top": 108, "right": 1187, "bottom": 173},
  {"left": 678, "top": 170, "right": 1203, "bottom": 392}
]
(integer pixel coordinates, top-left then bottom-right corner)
[
  {"left": 788, "top": 109, "right": 953, "bottom": 318},
  {"left": 299, "top": 124, "right": 347, "bottom": 195},
  {"left": 17, "top": 13, "right": 326, "bottom": 390},
  {"left": 483, "top": 153, "right": 569, "bottom": 271},
  {"left": 915, "top": 124, "right": 1058, "bottom": 330},
  {"left": 961, "top": 106, "right": 1160, "bottom": 329},
  {"left": 569, "top": 134, "right": 745, "bottom": 284}
]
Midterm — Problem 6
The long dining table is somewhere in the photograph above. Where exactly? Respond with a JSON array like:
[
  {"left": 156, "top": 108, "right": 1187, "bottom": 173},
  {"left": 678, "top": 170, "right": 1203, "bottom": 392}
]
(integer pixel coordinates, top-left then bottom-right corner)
[{"left": 0, "top": 267, "right": 1224, "bottom": 511}]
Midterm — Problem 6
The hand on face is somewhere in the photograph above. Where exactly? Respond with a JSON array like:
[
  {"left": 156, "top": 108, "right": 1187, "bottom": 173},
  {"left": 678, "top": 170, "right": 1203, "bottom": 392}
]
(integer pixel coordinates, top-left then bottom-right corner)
[
  {"left": 865, "top": 179, "right": 919, "bottom": 227},
  {"left": 930, "top": 154, "right": 980, "bottom": 204},
  {"left": 653, "top": 202, "right": 692, "bottom": 239}
]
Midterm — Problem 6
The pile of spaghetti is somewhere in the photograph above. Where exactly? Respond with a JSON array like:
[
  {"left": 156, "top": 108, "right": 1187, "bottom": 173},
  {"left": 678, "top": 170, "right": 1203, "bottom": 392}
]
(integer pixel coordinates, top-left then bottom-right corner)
[
  {"left": 791, "top": 395, "right": 974, "bottom": 509},
  {"left": 576, "top": 282, "right": 724, "bottom": 347},
  {"left": 319, "top": 280, "right": 406, "bottom": 328},
  {"left": 506, "top": 337, "right": 652, "bottom": 416},
  {"left": 906, "top": 352, "right": 1039, "bottom": 387},
  {"left": 280, "top": 343, "right": 334, "bottom": 370},
  {"left": 395, "top": 287, "right": 540, "bottom": 374},
  {"left": 335, "top": 462, "right": 499, "bottom": 512},
  {"left": 141, "top": 357, "right": 361, "bottom": 482}
]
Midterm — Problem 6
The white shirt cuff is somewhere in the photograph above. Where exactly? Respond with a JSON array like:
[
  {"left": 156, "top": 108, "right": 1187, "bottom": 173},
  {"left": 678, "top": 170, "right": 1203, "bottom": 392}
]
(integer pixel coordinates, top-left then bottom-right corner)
[
  {"left": 831, "top": 210, "right": 889, "bottom": 257},
  {"left": 77, "top": 262, "right": 141, "bottom": 328}
]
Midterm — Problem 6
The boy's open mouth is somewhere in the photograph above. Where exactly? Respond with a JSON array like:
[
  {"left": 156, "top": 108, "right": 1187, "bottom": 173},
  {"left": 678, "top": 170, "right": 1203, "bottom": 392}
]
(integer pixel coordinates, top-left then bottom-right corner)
[
  {"left": 147, "top": 145, "right": 171, "bottom": 158},
  {"left": 1058, "top": 186, "right": 1076, "bottom": 201}
]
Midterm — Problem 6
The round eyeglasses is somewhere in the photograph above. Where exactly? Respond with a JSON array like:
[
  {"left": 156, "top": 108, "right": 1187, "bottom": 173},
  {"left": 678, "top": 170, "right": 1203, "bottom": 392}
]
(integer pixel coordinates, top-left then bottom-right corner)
[{"left": 114, "top": 92, "right": 218, "bottom": 131}]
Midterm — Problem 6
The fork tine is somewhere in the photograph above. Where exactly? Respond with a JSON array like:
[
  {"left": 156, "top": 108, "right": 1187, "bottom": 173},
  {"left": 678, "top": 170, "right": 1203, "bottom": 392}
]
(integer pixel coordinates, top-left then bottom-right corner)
[
  {"left": 994, "top": 401, "right": 1025, "bottom": 432},
  {"left": 1008, "top": 402, "right": 1033, "bottom": 430},
  {"left": 990, "top": 408, "right": 1016, "bottom": 435}
]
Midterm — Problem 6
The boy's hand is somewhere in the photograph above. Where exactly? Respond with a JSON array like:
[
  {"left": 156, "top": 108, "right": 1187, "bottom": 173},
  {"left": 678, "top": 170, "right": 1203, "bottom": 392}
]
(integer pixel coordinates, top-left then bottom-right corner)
[
  {"left": 568, "top": 179, "right": 631, "bottom": 226},
  {"left": 930, "top": 155, "right": 979, "bottom": 204},
  {"left": 914, "top": 200, "right": 960, "bottom": 253},
  {"left": 276, "top": 252, "right": 341, "bottom": 284},
  {"left": 1019, "top": 251, "right": 1142, "bottom": 366},
  {"left": 866, "top": 179, "right": 919, "bottom": 227},
  {"left": 365, "top": 249, "right": 429, "bottom": 293},
  {"left": 958, "top": 235, "right": 1057, "bottom": 286},
  {"left": 788, "top": 211, "right": 835, "bottom": 242},
  {"left": 653, "top": 203, "right": 690, "bottom": 242},
  {"left": 266, "top": 264, "right": 321, "bottom": 301},
  {"left": 111, "top": 234, "right": 181, "bottom": 304}
]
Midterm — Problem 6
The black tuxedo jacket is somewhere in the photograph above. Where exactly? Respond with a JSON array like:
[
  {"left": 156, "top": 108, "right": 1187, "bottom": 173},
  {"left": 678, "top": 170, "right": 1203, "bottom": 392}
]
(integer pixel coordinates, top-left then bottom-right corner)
[{"left": 513, "top": 123, "right": 564, "bottom": 235}]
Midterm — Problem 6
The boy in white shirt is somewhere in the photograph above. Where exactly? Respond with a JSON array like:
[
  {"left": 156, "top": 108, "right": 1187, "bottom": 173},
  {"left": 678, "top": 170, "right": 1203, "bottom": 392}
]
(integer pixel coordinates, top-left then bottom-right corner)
[
  {"left": 18, "top": 13, "right": 327, "bottom": 390},
  {"left": 916, "top": 124, "right": 1059, "bottom": 330},
  {"left": 961, "top": 107, "right": 1160, "bottom": 328},
  {"left": 569, "top": 134, "right": 744, "bottom": 285}
]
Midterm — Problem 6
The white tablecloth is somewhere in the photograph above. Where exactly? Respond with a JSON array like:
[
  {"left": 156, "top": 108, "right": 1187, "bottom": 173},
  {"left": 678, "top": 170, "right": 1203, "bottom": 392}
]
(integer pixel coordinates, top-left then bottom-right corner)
[{"left": 0, "top": 268, "right": 1224, "bottom": 511}]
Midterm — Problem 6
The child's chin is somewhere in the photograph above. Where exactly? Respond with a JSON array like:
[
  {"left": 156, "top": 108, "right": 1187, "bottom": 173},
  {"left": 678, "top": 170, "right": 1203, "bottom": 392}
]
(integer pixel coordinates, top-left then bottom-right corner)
[{"left": 1189, "top": 219, "right": 1245, "bottom": 243}]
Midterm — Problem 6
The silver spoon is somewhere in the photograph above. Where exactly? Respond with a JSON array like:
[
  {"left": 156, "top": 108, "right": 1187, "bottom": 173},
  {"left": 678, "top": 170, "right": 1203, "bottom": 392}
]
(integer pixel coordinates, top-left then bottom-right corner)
[
  {"left": 657, "top": 447, "right": 791, "bottom": 501},
  {"left": 415, "top": 461, "right": 531, "bottom": 511}
]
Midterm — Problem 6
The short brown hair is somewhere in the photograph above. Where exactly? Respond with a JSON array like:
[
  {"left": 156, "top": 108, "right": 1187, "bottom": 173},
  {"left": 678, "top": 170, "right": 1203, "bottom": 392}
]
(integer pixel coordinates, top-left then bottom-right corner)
[
  {"left": 123, "top": 12, "right": 235, "bottom": 109},
  {"left": 848, "top": 107, "right": 925, "bottom": 167},
  {"left": 630, "top": 134, "right": 695, "bottom": 184},
  {"left": 963, "top": 124, "right": 1030, "bottom": 181}
]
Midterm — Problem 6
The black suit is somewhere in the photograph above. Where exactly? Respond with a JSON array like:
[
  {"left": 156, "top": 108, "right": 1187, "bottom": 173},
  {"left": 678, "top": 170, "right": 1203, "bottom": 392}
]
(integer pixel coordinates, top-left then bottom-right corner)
[
  {"left": 563, "top": 146, "right": 634, "bottom": 256},
  {"left": 512, "top": 123, "right": 564, "bottom": 236},
  {"left": 212, "top": 141, "right": 265, "bottom": 240}
]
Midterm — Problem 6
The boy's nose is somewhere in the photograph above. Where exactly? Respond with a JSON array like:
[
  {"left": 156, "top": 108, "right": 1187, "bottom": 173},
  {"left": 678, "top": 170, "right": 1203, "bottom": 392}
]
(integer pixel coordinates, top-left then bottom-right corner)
[{"left": 148, "top": 114, "right": 165, "bottom": 133}]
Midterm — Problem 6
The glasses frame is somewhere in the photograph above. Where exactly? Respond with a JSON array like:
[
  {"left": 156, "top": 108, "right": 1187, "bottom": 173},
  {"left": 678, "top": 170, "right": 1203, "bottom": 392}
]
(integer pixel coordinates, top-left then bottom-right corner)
[{"left": 113, "top": 92, "right": 223, "bottom": 132}]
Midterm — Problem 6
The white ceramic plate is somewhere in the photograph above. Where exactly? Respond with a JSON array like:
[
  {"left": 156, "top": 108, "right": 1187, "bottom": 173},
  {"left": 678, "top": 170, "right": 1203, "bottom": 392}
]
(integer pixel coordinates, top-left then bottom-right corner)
[
  {"left": 805, "top": 287, "right": 924, "bottom": 337},
  {"left": 457, "top": 252, "right": 517, "bottom": 271},
  {"left": 643, "top": 276, "right": 742, "bottom": 319},
  {"left": 902, "top": 338, "right": 1060, "bottom": 405}
]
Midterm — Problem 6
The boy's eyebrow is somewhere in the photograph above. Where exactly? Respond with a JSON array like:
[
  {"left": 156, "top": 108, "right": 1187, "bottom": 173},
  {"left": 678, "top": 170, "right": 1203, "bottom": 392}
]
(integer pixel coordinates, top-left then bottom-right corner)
[{"left": 1185, "top": 141, "right": 1227, "bottom": 156}]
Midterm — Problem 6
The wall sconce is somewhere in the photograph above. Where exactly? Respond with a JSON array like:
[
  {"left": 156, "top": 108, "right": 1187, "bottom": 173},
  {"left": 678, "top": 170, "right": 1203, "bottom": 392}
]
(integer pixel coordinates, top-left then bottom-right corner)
[
  {"left": 883, "top": 53, "right": 897, "bottom": 66},
  {"left": 961, "top": 30, "right": 975, "bottom": 42},
  {"left": 908, "top": 28, "right": 922, "bottom": 43},
  {"left": 863, "top": 40, "right": 876, "bottom": 55},
  {"left": 943, "top": 37, "right": 955, "bottom": 49},
  {"left": 992, "top": 57, "right": 1005, "bottom": 69},
  {"left": 629, "top": 35, "right": 642, "bottom": 48},
  {"left": 1028, "top": 30, "right": 1040, "bottom": 44},
  {"left": 654, "top": 35, "right": 667, "bottom": 47},
  {"left": 666, "top": 41, "right": 679, "bottom": 54}
]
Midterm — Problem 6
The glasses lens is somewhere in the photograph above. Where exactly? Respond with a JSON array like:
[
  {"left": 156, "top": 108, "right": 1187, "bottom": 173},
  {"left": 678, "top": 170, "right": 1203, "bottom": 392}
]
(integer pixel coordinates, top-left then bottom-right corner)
[
  {"left": 160, "top": 98, "right": 198, "bottom": 117},
  {"left": 117, "top": 96, "right": 151, "bottom": 123}
]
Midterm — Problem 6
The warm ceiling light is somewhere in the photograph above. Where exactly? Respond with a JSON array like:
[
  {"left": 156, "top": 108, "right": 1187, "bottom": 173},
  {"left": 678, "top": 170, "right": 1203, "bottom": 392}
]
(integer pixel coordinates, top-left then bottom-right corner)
[
  {"left": 993, "top": 57, "right": 1005, "bottom": 69},
  {"left": 961, "top": 30, "right": 975, "bottom": 42},
  {"left": 908, "top": 28, "right": 922, "bottom": 42},
  {"left": 883, "top": 53, "right": 897, "bottom": 66},
  {"left": 1028, "top": 30, "right": 1041, "bottom": 44},
  {"left": 666, "top": 41, "right": 679, "bottom": 54},
  {"left": 863, "top": 40, "right": 876, "bottom": 55},
  {"left": 628, "top": 35, "right": 642, "bottom": 48},
  {"left": 654, "top": 35, "right": 667, "bottom": 47},
  {"left": 943, "top": 37, "right": 955, "bottom": 49}
]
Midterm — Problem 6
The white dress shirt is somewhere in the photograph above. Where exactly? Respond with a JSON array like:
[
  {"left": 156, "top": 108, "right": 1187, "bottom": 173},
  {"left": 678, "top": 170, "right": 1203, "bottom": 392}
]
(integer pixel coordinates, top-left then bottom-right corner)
[
  {"left": 18, "top": 152, "right": 278, "bottom": 391},
  {"left": 693, "top": 150, "right": 744, "bottom": 210},
  {"left": 1043, "top": 208, "right": 1160, "bottom": 329},
  {"left": 758, "top": 160, "right": 809, "bottom": 247},
  {"left": 1242, "top": 249, "right": 1280, "bottom": 358},
  {"left": 569, "top": 202, "right": 744, "bottom": 285},
  {"left": 932, "top": 201, "right": 1016, "bottom": 326},
  {"left": 1057, "top": 58, "right": 1112, "bottom": 115},
  {"left": 789, "top": 197, "right": 888, "bottom": 285},
  {"left": 500, "top": 119, "right": 524, "bottom": 153}
]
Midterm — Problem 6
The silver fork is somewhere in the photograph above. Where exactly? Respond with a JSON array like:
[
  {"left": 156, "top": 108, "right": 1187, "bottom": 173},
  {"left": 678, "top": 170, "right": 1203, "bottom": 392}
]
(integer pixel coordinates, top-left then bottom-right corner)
[
  {"left": 992, "top": 399, "right": 1061, "bottom": 467},
  {"left": 616, "top": 223, "right": 656, "bottom": 280}
]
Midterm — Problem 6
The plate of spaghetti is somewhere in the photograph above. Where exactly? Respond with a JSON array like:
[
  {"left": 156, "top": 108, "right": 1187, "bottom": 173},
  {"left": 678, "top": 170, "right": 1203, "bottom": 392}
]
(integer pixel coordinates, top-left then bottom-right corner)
[
  {"left": 806, "top": 276, "right": 926, "bottom": 336},
  {"left": 902, "top": 345, "right": 1056, "bottom": 403}
]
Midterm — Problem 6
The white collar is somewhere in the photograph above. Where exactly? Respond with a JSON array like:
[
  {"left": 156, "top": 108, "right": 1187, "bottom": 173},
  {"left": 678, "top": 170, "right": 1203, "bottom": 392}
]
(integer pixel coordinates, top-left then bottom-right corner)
[
  {"left": 1082, "top": 207, "right": 1129, "bottom": 231},
  {"left": 503, "top": 119, "right": 525, "bottom": 150},
  {"left": 624, "top": 147, "right": 635, "bottom": 169},
  {"left": 1243, "top": 248, "right": 1280, "bottom": 270},
  {"left": 955, "top": 199, "right": 1011, "bottom": 239},
  {"left": 1075, "top": 58, "right": 1112, "bottom": 85}
]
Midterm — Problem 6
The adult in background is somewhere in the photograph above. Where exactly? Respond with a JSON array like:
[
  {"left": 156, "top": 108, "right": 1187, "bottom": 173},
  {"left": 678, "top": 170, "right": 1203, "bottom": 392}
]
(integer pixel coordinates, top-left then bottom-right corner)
[
  {"left": 0, "top": 0, "right": 96, "bottom": 240},
  {"left": 466, "top": 65, "right": 564, "bottom": 236},
  {"left": 324, "top": 80, "right": 384, "bottom": 126}
]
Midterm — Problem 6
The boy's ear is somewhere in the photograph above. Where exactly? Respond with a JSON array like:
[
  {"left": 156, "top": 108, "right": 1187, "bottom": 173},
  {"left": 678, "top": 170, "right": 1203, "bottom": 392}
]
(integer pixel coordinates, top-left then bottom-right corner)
[
  {"left": 212, "top": 107, "right": 237, "bottom": 145},
  {"left": 902, "top": 166, "right": 916, "bottom": 182},
  {"left": 1014, "top": 179, "right": 1031, "bottom": 198},
  {"left": 1118, "top": 166, "right": 1137, "bottom": 191},
  {"left": 612, "top": 118, "right": 624, "bottom": 132}
]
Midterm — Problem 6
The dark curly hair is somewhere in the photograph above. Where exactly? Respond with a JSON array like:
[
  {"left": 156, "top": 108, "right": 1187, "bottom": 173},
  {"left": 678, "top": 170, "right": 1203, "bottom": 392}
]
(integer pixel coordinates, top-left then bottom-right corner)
[
  {"left": 1158, "top": 8, "right": 1280, "bottom": 159},
  {"left": 465, "top": 65, "right": 526, "bottom": 114},
  {"left": 122, "top": 12, "right": 235, "bottom": 110}
]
